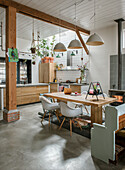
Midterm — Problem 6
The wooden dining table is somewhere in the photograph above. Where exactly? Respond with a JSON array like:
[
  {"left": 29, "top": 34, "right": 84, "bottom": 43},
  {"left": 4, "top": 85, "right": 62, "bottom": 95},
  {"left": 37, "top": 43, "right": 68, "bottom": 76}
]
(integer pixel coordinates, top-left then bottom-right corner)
[{"left": 44, "top": 92, "right": 117, "bottom": 125}]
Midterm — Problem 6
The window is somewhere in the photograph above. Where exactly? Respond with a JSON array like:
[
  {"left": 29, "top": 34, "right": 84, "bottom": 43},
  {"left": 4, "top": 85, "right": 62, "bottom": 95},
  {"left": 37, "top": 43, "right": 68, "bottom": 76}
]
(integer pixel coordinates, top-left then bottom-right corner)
[
  {"left": 123, "top": 29, "right": 125, "bottom": 48},
  {"left": 0, "top": 58, "right": 6, "bottom": 84}
]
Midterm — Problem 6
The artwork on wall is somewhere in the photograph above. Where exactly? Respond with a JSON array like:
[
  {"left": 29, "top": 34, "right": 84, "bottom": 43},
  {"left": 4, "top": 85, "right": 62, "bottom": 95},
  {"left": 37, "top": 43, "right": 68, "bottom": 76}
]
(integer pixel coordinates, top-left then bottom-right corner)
[{"left": 8, "top": 48, "right": 19, "bottom": 62}]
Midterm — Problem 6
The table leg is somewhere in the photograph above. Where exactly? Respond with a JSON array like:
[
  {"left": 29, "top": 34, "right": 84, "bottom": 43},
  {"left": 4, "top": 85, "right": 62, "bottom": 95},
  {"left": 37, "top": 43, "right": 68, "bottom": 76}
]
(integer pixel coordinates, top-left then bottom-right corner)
[{"left": 91, "top": 105, "right": 102, "bottom": 126}]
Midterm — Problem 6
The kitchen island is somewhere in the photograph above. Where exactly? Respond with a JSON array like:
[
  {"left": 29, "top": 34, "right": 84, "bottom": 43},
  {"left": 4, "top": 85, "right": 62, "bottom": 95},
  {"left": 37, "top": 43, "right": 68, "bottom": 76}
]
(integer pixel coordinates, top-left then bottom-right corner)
[
  {"left": 0, "top": 83, "right": 49, "bottom": 110},
  {"left": 50, "top": 82, "right": 89, "bottom": 93}
]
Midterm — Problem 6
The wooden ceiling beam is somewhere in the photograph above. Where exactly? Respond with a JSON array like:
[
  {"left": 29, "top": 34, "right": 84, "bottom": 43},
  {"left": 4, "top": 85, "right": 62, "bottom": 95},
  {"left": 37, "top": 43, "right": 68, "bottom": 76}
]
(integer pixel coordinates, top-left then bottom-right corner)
[
  {"left": 76, "top": 29, "right": 89, "bottom": 55},
  {"left": 0, "top": 0, "right": 90, "bottom": 35}
]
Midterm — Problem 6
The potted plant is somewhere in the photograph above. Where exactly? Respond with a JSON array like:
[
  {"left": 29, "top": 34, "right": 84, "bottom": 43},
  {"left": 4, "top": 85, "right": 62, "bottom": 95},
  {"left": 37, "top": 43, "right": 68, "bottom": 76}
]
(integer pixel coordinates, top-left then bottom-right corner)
[
  {"left": 49, "top": 35, "right": 55, "bottom": 63},
  {"left": 36, "top": 39, "right": 49, "bottom": 63},
  {"left": 32, "top": 61, "right": 36, "bottom": 65},
  {"left": 30, "top": 47, "right": 36, "bottom": 54},
  {"left": 77, "top": 62, "right": 88, "bottom": 83},
  {"left": 31, "top": 55, "right": 36, "bottom": 65},
  {"left": 30, "top": 40, "right": 36, "bottom": 54}
]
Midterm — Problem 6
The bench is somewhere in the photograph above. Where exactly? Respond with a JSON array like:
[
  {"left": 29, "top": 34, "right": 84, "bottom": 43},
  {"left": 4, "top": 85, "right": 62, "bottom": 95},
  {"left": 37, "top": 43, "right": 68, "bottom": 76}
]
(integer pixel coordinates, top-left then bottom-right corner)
[{"left": 91, "top": 104, "right": 125, "bottom": 164}]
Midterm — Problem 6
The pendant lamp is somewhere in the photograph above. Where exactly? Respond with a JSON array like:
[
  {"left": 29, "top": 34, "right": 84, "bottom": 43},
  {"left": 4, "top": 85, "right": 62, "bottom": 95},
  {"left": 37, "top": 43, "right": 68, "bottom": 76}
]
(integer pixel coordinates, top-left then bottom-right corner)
[
  {"left": 86, "top": 33, "right": 104, "bottom": 46},
  {"left": 86, "top": 0, "right": 104, "bottom": 46},
  {"left": 68, "top": 3, "right": 82, "bottom": 49},
  {"left": 54, "top": 11, "right": 67, "bottom": 52},
  {"left": 54, "top": 42, "right": 67, "bottom": 52},
  {"left": 68, "top": 39, "right": 82, "bottom": 49}
]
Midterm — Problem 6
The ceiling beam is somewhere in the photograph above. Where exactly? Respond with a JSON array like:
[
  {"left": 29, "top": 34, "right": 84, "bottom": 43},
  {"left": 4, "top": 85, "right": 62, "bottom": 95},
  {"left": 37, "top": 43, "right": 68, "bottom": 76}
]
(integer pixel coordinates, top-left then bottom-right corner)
[
  {"left": 0, "top": 0, "right": 90, "bottom": 35},
  {"left": 76, "top": 29, "right": 89, "bottom": 55}
]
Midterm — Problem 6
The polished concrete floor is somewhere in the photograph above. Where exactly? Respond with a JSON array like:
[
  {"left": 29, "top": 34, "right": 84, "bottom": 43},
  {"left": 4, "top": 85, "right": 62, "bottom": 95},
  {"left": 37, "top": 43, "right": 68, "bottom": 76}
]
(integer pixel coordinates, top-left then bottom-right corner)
[{"left": 0, "top": 103, "right": 125, "bottom": 170}]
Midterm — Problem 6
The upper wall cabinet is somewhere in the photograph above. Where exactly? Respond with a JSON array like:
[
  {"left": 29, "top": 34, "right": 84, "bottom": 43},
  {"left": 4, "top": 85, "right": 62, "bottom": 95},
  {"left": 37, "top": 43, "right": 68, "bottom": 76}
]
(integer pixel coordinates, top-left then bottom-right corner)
[{"left": 39, "top": 63, "right": 55, "bottom": 83}]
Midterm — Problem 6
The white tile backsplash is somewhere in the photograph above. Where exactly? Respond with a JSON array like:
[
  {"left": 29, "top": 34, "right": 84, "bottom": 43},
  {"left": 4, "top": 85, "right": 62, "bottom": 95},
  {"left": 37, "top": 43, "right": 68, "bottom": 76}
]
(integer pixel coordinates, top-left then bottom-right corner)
[{"left": 56, "top": 70, "right": 81, "bottom": 82}]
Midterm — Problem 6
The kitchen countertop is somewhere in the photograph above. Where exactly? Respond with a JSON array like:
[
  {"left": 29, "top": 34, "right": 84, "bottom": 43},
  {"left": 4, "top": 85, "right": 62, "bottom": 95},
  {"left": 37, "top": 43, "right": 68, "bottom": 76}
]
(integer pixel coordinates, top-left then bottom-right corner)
[
  {"left": 49, "top": 82, "right": 89, "bottom": 86},
  {"left": 0, "top": 83, "right": 49, "bottom": 89},
  {"left": 109, "top": 89, "right": 125, "bottom": 92}
]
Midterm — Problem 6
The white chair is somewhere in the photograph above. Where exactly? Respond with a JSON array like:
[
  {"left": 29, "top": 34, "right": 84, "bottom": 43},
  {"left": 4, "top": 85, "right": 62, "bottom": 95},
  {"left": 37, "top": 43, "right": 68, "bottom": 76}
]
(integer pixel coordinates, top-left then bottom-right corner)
[
  {"left": 68, "top": 90, "right": 91, "bottom": 116},
  {"left": 91, "top": 104, "right": 125, "bottom": 164},
  {"left": 59, "top": 101, "right": 83, "bottom": 136},
  {"left": 67, "top": 101, "right": 90, "bottom": 116},
  {"left": 39, "top": 96, "right": 60, "bottom": 126}
]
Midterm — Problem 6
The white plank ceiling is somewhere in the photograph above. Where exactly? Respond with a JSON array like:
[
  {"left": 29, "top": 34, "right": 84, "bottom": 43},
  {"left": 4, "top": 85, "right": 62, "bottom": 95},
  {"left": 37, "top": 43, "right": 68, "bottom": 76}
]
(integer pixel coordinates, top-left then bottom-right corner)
[{"left": 0, "top": 0, "right": 125, "bottom": 40}]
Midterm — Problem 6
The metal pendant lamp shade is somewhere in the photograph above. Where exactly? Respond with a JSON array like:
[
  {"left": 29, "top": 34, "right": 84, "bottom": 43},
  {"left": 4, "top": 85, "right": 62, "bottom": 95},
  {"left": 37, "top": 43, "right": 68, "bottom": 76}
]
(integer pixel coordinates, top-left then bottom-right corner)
[
  {"left": 68, "top": 39, "right": 82, "bottom": 49},
  {"left": 54, "top": 42, "right": 67, "bottom": 52},
  {"left": 86, "top": 33, "right": 104, "bottom": 46}
]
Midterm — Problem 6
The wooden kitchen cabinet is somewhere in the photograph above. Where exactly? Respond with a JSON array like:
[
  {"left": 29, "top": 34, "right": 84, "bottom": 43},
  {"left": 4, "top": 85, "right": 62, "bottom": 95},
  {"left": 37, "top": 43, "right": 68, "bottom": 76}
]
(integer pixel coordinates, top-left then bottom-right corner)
[
  {"left": 70, "top": 85, "right": 81, "bottom": 93},
  {"left": 39, "top": 63, "right": 55, "bottom": 83},
  {"left": 70, "top": 85, "right": 89, "bottom": 93},
  {"left": 50, "top": 83, "right": 59, "bottom": 93},
  {"left": 3, "top": 85, "right": 49, "bottom": 107}
]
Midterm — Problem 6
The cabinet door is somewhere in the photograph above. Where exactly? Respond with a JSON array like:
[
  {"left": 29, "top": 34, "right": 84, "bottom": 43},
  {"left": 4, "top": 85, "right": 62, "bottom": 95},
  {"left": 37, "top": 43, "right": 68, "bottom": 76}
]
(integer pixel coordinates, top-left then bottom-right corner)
[
  {"left": 39, "top": 63, "right": 44, "bottom": 83},
  {"left": 70, "top": 85, "right": 81, "bottom": 93},
  {"left": 36, "top": 86, "right": 48, "bottom": 94},
  {"left": 39, "top": 63, "right": 54, "bottom": 83},
  {"left": 43, "top": 63, "right": 49, "bottom": 83},
  {"left": 49, "top": 63, "right": 54, "bottom": 82}
]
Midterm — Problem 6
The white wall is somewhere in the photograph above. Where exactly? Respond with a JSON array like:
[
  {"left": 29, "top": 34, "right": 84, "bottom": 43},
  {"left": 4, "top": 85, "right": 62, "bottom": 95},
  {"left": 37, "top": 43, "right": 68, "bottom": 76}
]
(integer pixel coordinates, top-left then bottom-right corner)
[{"left": 89, "top": 25, "right": 118, "bottom": 93}]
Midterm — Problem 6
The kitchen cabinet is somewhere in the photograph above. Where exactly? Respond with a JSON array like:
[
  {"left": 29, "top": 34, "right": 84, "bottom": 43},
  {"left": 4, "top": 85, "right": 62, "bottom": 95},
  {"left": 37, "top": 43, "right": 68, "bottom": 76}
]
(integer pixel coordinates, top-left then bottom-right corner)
[
  {"left": 0, "top": 84, "right": 49, "bottom": 109},
  {"left": 39, "top": 63, "right": 55, "bottom": 83},
  {"left": 50, "top": 83, "right": 59, "bottom": 93},
  {"left": 70, "top": 84, "right": 89, "bottom": 93},
  {"left": 49, "top": 82, "right": 89, "bottom": 93}
]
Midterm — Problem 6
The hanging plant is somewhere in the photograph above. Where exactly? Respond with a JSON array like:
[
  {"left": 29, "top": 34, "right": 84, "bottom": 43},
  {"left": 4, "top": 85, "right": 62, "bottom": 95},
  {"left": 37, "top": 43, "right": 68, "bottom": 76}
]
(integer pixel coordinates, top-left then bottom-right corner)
[
  {"left": 35, "top": 39, "right": 49, "bottom": 58},
  {"left": 50, "top": 35, "right": 56, "bottom": 57},
  {"left": 32, "top": 61, "right": 36, "bottom": 65},
  {"left": 31, "top": 39, "right": 49, "bottom": 63},
  {"left": 32, "top": 36, "right": 56, "bottom": 63},
  {"left": 30, "top": 47, "right": 36, "bottom": 54}
]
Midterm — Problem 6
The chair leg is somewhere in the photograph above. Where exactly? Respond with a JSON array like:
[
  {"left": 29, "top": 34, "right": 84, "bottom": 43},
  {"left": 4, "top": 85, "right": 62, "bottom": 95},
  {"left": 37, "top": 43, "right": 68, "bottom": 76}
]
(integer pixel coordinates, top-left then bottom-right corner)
[
  {"left": 84, "top": 105, "right": 89, "bottom": 115},
  {"left": 55, "top": 113, "right": 60, "bottom": 123},
  {"left": 49, "top": 113, "right": 51, "bottom": 126},
  {"left": 70, "top": 119, "right": 72, "bottom": 136},
  {"left": 75, "top": 120, "right": 82, "bottom": 131},
  {"left": 59, "top": 117, "right": 65, "bottom": 130},
  {"left": 41, "top": 111, "right": 46, "bottom": 124}
]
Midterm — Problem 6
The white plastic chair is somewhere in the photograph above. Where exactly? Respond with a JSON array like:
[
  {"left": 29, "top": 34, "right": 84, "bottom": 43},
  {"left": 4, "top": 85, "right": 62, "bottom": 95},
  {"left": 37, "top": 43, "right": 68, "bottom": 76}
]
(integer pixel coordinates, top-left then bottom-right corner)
[
  {"left": 39, "top": 96, "right": 60, "bottom": 126},
  {"left": 59, "top": 101, "right": 83, "bottom": 136}
]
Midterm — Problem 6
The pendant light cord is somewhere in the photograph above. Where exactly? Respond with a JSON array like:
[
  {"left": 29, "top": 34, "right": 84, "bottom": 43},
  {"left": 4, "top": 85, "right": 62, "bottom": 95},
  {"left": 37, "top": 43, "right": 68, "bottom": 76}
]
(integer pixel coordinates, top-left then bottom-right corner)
[
  {"left": 94, "top": 0, "right": 95, "bottom": 30},
  {"left": 32, "top": 19, "right": 34, "bottom": 42},
  {"left": 61, "top": 0, "right": 84, "bottom": 12},
  {"left": 75, "top": 2, "right": 77, "bottom": 39},
  {"left": 59, "top": 10, "right": 61, "bottom": 42}
]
